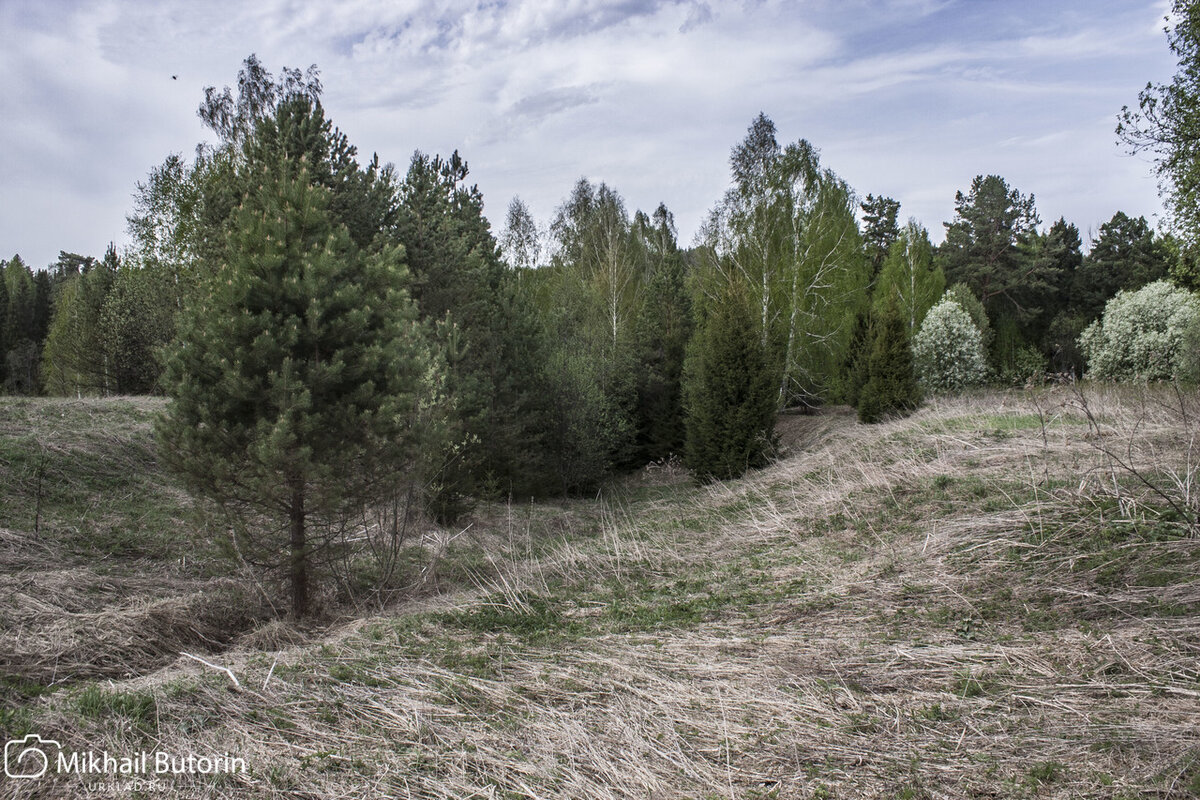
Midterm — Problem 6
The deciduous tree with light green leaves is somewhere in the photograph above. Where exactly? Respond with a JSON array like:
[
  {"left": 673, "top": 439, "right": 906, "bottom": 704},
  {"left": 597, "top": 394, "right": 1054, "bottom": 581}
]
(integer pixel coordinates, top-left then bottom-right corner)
[
  {"left": 1118, "top": 0, "right": 1200, "bottom": 243},
  {"left": 700, "top": 113, "right": 869, "bottom": 408},
  {"left": 872, "top": 220, "right": 944, "bottom": 335},
  {"left": 40, "top": 247, "right": 117, "bottom": 395}
]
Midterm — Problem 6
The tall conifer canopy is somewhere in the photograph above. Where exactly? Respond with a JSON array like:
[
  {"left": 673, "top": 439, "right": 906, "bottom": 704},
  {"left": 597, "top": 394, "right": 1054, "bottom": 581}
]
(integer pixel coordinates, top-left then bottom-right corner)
[{"left": 157, "top": 102, "right": 439, "bottom": 616}]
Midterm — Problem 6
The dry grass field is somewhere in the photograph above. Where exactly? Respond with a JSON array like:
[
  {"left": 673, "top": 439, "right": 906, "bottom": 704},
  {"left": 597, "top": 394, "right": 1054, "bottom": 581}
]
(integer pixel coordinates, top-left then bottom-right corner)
[{"left": 1, "top": 386, "right": 1198, "bottom": 798}]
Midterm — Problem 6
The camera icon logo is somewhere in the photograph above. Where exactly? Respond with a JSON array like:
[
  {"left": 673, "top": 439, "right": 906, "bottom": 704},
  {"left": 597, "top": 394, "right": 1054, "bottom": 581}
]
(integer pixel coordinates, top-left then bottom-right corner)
[{"left": 4, "top": 734, "right": 60, "bottom": 780}]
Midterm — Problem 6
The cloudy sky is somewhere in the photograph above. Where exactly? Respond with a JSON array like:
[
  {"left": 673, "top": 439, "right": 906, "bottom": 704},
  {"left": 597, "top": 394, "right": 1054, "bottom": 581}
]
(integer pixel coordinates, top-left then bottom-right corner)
[{"left": 0, "top": 0, "right": 1179, "bottom": 270}]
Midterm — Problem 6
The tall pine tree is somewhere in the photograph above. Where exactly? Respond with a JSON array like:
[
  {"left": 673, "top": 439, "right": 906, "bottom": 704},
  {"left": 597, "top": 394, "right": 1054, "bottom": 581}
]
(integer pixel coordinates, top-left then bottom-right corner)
[
  {"left": 393, "top": 150, "right": 548, "bottom": 510},
  {"left": 157, "top": 114, "right": 440, "bottom": 617}
]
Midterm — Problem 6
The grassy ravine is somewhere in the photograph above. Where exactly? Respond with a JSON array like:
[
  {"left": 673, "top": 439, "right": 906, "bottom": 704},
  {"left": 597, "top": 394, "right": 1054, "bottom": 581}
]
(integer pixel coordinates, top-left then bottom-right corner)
[{"left": 2, "top": 387, "right": 1199, "bottom": 799}]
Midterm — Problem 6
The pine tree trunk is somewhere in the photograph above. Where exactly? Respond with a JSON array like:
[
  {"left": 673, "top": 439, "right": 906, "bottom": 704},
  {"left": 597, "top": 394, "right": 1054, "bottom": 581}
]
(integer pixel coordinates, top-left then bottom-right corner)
[{"left": 289, "top": 478, "right": 308, "bottom": 617}]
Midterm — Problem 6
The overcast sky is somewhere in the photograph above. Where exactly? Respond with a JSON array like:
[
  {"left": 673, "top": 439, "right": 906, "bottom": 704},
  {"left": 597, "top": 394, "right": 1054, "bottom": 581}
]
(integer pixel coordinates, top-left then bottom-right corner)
[{"left": 0, "top": 0, "right": 1180, "bottom": 270}]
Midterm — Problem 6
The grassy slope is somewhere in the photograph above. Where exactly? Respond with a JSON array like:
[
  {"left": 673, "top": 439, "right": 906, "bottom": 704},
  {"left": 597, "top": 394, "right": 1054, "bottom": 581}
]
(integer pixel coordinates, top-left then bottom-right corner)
[
  {"left": 3, "top": 387, "right": 1199, "bottom": 799},
  {"left": 0, "top": 398, "right": 272, "bottom": 713}
]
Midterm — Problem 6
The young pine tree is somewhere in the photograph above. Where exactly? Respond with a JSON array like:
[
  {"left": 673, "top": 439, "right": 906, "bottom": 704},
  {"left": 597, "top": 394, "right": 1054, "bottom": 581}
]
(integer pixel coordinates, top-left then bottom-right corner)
[
  {"left": 157, "top": 158, "right": 440, "bottom": 616},
  {"left": 858, "top": 295, "right": 921, "bottom": 424},
  {"left": 683, "top": 278, "right": 777, "bottom": 482}
]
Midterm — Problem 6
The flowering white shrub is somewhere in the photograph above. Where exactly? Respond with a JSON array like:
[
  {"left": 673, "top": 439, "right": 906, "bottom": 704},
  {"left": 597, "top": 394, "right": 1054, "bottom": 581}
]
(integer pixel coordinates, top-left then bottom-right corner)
[
  {"left": 1079, "top": 280, "right": 1200, "bottom": 381},
  {"left": 912, "top": 298, "right": 989, "bottom": 393}
]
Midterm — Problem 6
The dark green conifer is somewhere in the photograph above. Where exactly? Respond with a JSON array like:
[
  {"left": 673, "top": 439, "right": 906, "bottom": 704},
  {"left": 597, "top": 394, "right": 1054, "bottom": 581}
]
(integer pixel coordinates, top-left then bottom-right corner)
[
  {"left": 157, "top": 155, "right": 439, "bottom": 617},
  {"left": 631, "top": 204, "right": 691, "bottom": 462},
  {"left": 393, "top": 151, "right": 549, "bottom": 513},
  {"left": 858, "top": 295, "right": 921, "bottom": 424},
  {"left": 836, "top": 309, "right": 873, "bottom": 407},
  {"left": 683, "top": 278, "right": 777, "bottom": 481}
]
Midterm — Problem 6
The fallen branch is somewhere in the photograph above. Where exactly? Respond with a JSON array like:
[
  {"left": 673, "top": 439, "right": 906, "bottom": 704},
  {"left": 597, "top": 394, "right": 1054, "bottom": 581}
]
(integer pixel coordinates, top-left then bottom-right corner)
[{"left": 180, "top": 651, "right": 241, "bottom": 689}]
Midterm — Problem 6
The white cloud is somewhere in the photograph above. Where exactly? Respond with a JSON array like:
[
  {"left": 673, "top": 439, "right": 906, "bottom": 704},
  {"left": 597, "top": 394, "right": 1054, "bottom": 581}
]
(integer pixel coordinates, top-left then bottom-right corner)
[{"left": 0, "top": 0, "right": 1178, "bottom": 267}]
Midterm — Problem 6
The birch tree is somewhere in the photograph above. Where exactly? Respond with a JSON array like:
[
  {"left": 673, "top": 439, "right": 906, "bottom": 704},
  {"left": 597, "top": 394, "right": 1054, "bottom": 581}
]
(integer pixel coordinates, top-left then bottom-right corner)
[
  {"left": 698, "top": 113, "right": 869, "bottom": 408},
  {"left": 872, "top": 220, "right": 945, "bottom": 335}
]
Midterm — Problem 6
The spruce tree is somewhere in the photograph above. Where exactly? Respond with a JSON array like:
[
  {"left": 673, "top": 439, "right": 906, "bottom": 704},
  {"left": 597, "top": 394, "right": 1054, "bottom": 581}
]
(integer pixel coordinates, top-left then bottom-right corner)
[
  {"left": 31, "top": 269, "right": 52, "bottom": 345},
  {"left": 631, "top": 204, "right": 691, "bottom": 462},
  {"left": 5, "top": 258, "right": 41, "bottom": 393},
  {"left": 157, "top": 156, "right": 439, "bottom": 617},
  {"left": 858, "top": 295, "right": 921, "bottom": 424},
  {"left": 837, "top": 309, "right": 873, "bottom": 407},
  {"left": 683, "top": 278, "right": 777, "bottom": 482}
]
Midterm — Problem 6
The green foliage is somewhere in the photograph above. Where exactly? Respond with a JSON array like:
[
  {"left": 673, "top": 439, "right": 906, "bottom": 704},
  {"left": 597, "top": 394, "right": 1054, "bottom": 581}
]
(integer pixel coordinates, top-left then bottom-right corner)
[
  {"left": 1027, "top": 218, "right": 1083, "bottom": 342},
  {"left": 912, "top": 298, "right": 988, "bottom": 394},
  {"left": 126, "top": 152, "right": 215, "bottom": 307},
  {"left": 40, "top": 278, "right": 84, "bottom": 395},
  {"left": 0, "top": 262, "right": 8, "bottom": 385},
  {"left": 1079, "top": 280, "right": 1200, "bottom": 381},
  {"left": 157, "top": 120, "right": 441, "bottom": 615},
  {"left": 40, "top": 248, "right": 118, "bottom": 395},
  {"left": 124, "top": 57, "right": 399, "bottom": 397},
  {"left": 1118, "top": 1, "right": 1200, "bottom": 242},
  {"left": 832, "top": 309, "right": 872, "bottom": 407},
  {"left": 990, "top": 315, "right": 1047, "bottom": 386},
  {"left": 701, "top": 113, "right": 870, "bottom": 407},
  {"left": 198, "top": 53, "right": 323, "bottom": 149},
  {"left": 939, "top": 175, "right": 1044, "bottom": 323},
  {"left": 539, "top": 342, "right": 627, "bottom": 494},
  {"left": 31, "top": 270, "right": 51, "bottom": 344},
  {"left": 872, "top": 220, "right": 944, "bottom": 335},
  {"left": 943, "top": 282, "right": 992, "bottom": 352},
  {"left": 539, "top": 178, "right": 644, "bottom": 477},
  {"left": 860, "top": 194, "right": 900, "bottom": 277},
  {"left": 394, "top": 150, "right": 547, "bottom": 511},
  {"left": 1044, "top": 311, "right": 1088, "bottom": 375},
  {"left": 857, "top": 297, "right": 921, "bottom": 423},
  {"left": 5, "top": 255, "right": 37, "bottom": 348},
  {"left": 247, "top": 94, "right": 397, "bottom": 251},
  {"left": 2, "top": 255, "right": 50, "bottom": 394},
  {"left": 499, "top": 196, "right": 542, "bottom": 271},
  {"left": 1073, "top": 212, "right": 1170, "bottom": 322},
  {"left": 99, "top": 261, "right": 176, "bottom": 394},
  {"left": 631, "top": 204, "right": 691, "bottom": 462},
  {"left": 1181, "top": 313, "right": 1200, "bottom": 383},
  {"left": 683, "top": 278, "right": 777, "bottom": 481},
  {"left": 1167, "top": 234, "right": 1200, "bottom": 292}
]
